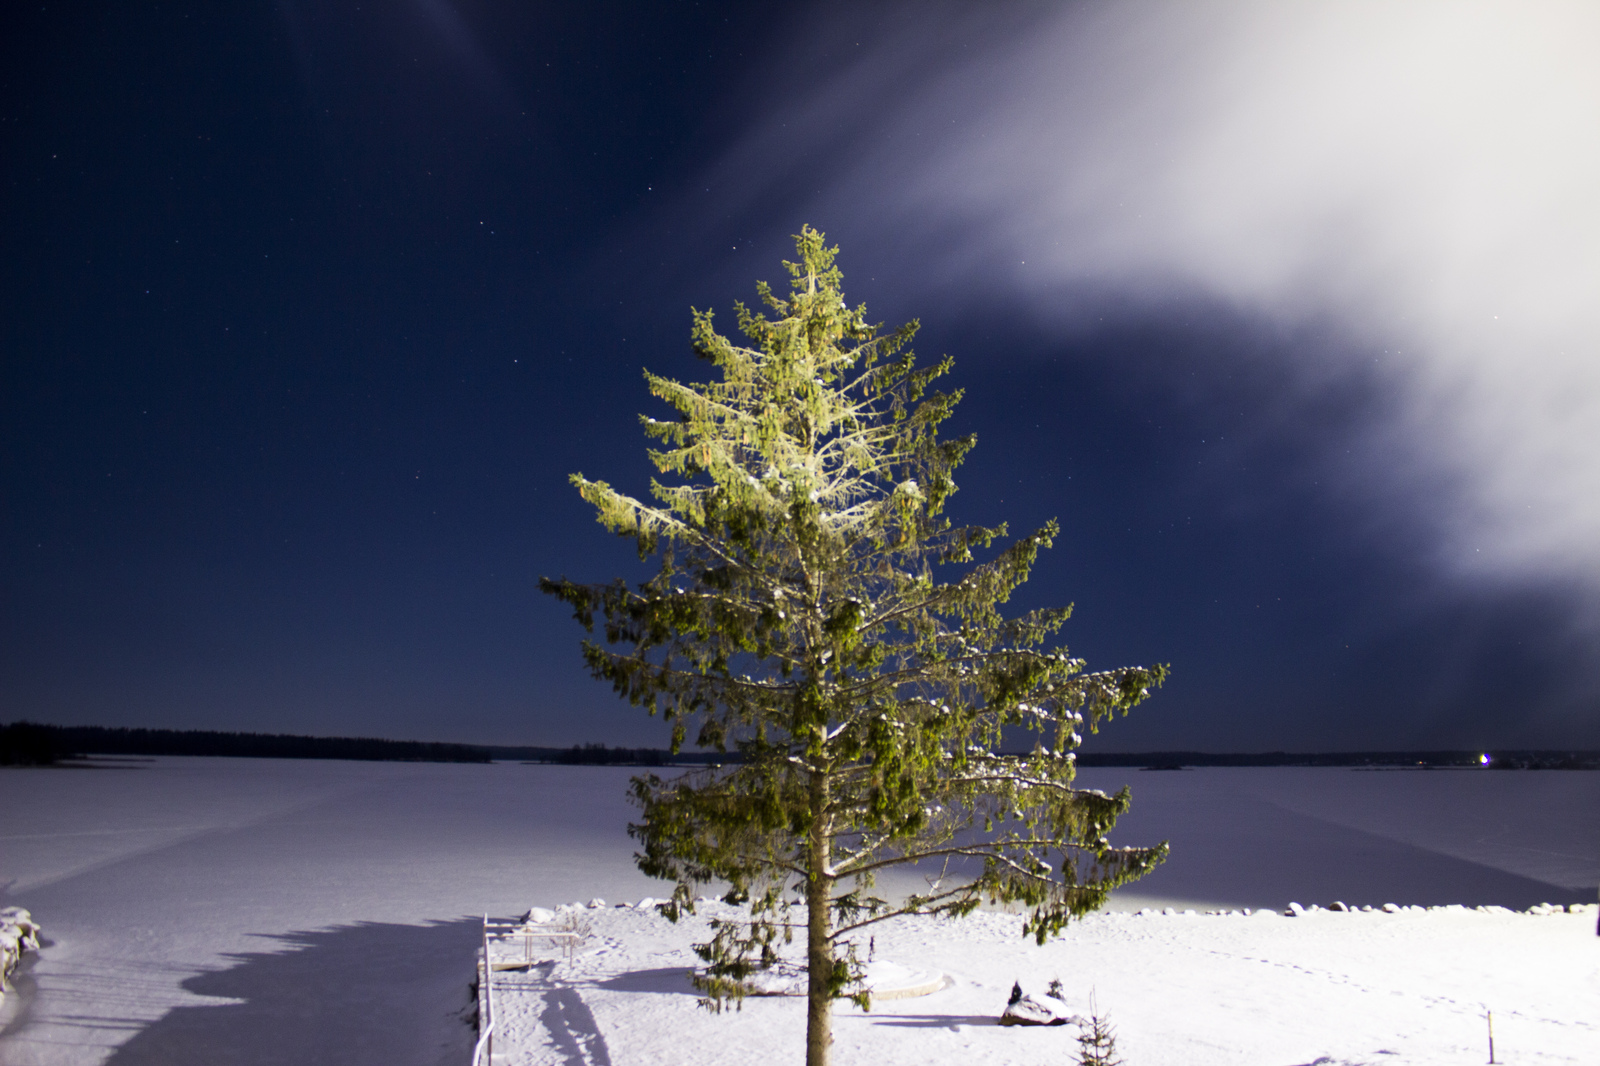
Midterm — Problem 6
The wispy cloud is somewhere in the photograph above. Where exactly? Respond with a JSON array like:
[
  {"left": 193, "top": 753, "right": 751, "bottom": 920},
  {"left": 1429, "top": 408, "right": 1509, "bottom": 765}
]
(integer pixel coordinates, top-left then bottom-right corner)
[{"left": 701, "top": 1, "right": 1600, "bottom": 594}]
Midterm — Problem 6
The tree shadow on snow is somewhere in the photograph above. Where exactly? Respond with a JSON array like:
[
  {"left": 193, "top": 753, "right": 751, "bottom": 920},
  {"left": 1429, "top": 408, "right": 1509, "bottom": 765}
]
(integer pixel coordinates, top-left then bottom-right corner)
[
  {"left": 535, "top": 982, "right": 614, "bottom": 1066},
  {"left": 593, "top": 966, "right": 698, "bottom": 996},
  {"left": 101, "top": 918, "right": 481, "bottom": 1066},
  {"left": 863, "top": 1013, "right": 998, "bottom": 1028}
]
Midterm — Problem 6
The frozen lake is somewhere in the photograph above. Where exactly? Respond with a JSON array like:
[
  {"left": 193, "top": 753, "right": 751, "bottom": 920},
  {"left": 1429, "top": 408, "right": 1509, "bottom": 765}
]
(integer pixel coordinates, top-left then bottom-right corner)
[{"left": 1, "top": 758, "right": 1594, "bottom": 1065}]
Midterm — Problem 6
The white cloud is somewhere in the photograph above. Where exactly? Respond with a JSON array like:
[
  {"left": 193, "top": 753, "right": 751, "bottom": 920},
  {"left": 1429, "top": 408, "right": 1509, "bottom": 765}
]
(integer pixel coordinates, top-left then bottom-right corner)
[{"left": 711, "top": 1, "right": 1600, "bottom": 590}]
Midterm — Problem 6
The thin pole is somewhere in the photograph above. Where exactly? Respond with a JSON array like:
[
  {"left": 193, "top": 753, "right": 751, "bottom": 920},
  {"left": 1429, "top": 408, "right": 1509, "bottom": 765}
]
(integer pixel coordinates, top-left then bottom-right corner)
[
  {"left": 482, "top": 913, "right": 493, "bottom": 1066},
  {"left": 471, "top": 1023, "right": 495, "bottom": 1066},
  {"left": 1486, "top": 1008, "right": 1495, "bottom": 1064}
]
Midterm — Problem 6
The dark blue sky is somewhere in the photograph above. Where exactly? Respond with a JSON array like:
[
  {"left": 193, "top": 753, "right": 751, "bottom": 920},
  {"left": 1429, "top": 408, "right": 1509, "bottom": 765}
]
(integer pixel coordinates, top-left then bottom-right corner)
[{"left": 4, "top": 1, "right": 1597, "bottom": 751}]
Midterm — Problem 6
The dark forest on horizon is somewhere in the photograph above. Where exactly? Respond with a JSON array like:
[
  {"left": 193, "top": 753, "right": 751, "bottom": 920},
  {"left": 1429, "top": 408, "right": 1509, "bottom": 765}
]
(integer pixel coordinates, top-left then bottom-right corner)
[
  {"left": 2, "top": 722, "right": 1595, "bottom": 770},
  {"left": 0, "top": 721, "right": 489, "bottom": 765}
]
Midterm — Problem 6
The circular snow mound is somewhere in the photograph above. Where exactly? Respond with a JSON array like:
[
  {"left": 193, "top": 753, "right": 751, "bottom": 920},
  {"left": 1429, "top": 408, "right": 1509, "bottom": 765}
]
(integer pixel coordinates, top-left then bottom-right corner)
[{"left": 861, "top": 960, "right": 951, "bottom": 1001}]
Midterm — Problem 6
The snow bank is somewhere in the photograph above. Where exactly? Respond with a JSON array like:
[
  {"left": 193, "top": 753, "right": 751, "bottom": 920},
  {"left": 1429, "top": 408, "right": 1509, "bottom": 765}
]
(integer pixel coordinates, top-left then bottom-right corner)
[
  {"left": 0, "top": 907, "right": 41, "bottom": 1002},
  {"left": 485, "top": 899, "right": 1599, "bottom": 1066}
]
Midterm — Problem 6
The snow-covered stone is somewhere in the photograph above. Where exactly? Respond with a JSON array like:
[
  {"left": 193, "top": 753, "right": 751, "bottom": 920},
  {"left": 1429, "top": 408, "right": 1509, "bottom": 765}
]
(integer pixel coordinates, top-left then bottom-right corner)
[
  {"left": 521, "top": 907, "right": 556, "bottom": 924},
  {"left": 999, "top": 981, "right": 1079, "bottom": 1026},
  {"left": 1, "top": 907, "right": 42, "bottom": 1005}
]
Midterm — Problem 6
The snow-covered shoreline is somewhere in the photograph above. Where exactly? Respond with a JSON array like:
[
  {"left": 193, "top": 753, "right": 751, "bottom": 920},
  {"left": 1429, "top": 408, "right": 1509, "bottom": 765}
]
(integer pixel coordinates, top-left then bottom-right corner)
[
  {"left": 3, "top": 760, "right": 1594, "bottom": 1065},
  {"left": 485, "top": 899, "right": 1598, "bottom": 1066}
]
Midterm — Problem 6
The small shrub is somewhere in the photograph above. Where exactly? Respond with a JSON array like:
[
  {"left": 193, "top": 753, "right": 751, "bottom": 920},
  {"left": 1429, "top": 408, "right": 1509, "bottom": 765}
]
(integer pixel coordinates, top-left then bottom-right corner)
[{"left": 1077, "top": 991, "right": 1123, "bottom": 1066}]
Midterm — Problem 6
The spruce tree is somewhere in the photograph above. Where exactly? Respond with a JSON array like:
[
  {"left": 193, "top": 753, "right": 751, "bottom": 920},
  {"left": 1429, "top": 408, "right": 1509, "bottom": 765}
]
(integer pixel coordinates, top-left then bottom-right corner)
[
  {"left": 1077, "top": 991, "right": 1124, "bottom": 1066},
  {"left": 542, "top": 227, "right": 1167, "bottom": 1066}
]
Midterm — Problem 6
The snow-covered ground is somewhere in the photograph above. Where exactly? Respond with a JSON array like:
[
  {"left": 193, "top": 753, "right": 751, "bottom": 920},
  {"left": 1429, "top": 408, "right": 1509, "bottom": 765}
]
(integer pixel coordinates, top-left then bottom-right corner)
[
  {"left": 0, "top": 759, "right": 666, "bottom": 1066},
  {"left": 0, "top": 758, "right": 1594, "bottom": 1065},
  {"left": 487, "top": 899, "right": 1599, "bottom": 1066}
]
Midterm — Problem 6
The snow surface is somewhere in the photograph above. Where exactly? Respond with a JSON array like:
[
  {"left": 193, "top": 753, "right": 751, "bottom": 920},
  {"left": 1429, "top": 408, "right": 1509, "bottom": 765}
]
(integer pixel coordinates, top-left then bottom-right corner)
[
  {"left": 0, "top": 759, "right": 1594, "bottom": 1065},
  {"left": 0, "top": 759, "right": 666, "bottom": 1066},
  {"left": 487, "top": 900, "right": 1599, "bottom": 1066}
]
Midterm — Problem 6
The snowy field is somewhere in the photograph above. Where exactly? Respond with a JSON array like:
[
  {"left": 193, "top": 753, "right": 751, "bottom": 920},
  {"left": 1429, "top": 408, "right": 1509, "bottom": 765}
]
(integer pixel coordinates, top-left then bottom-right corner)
[
  {"left": 489, "top": 899, "right": 1598, "bottom": 1066},
  {"left": 0, "top": 757, "right": 1595, "bottom": 1065}
]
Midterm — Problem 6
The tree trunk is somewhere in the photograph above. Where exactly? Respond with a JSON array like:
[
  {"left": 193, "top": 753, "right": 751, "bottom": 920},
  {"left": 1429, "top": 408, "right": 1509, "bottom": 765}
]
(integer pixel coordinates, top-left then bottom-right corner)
[{"left": 805, "top": 767, "right": 832, "bottom": 1066}]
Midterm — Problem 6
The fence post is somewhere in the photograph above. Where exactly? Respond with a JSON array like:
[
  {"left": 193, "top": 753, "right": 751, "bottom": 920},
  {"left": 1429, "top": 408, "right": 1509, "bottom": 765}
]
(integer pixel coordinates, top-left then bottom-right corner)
[{"left": 479, "top": 913, "right": 493, "bottom": 1066}]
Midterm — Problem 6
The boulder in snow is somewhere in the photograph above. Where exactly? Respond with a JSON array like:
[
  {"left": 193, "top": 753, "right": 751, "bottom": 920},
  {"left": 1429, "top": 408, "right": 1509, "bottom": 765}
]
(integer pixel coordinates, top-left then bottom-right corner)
[
  {"left": 999, "top": 981, "right": 1080, "bottom": 1027},
  {"left": 1, "top": 907, "right": 42, "bottom": 998}
]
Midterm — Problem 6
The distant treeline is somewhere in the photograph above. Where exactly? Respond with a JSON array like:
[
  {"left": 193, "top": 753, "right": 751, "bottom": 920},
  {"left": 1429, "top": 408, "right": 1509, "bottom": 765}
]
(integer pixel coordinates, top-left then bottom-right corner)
[
  {"left": 487, "top": 742, "right": 729, "bottom": 766},
  {"left": 4, "top": 723, "right": 1594, "bottom": 771},
  {"left": 497, "top": 745, "right": 1600, "bottom": 769},
  {"left": 0, "top": 722, "right": 491, "bottom": 765},
  {"left": 1076, "top": 750, "right": 1600, "bottom": 770}
]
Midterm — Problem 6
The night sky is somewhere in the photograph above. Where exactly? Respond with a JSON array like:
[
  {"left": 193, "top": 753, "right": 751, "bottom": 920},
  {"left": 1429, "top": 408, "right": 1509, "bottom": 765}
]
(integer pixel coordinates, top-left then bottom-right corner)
[{"left": 5, "top": 1, "right": 1599, "bottom": 752}]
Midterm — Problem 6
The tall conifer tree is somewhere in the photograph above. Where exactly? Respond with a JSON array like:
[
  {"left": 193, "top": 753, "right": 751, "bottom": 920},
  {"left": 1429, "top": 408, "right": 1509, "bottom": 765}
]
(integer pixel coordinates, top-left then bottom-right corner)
[{"left": 542, "top": 227, "right": 1167, "bottom": 1066}]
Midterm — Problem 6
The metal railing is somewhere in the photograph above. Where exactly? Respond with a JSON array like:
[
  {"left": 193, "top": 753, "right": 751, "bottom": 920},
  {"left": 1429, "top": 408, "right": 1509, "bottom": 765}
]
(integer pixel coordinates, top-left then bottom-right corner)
[
  {"left": 485, "top": 919, "right": 582, "bottom": 966},
  {"left": 473, "top": 915, "right": 494, "bottom": 1066},
  {"left": 473, "top": 913, "right": 586, "bottom": 1065}
]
